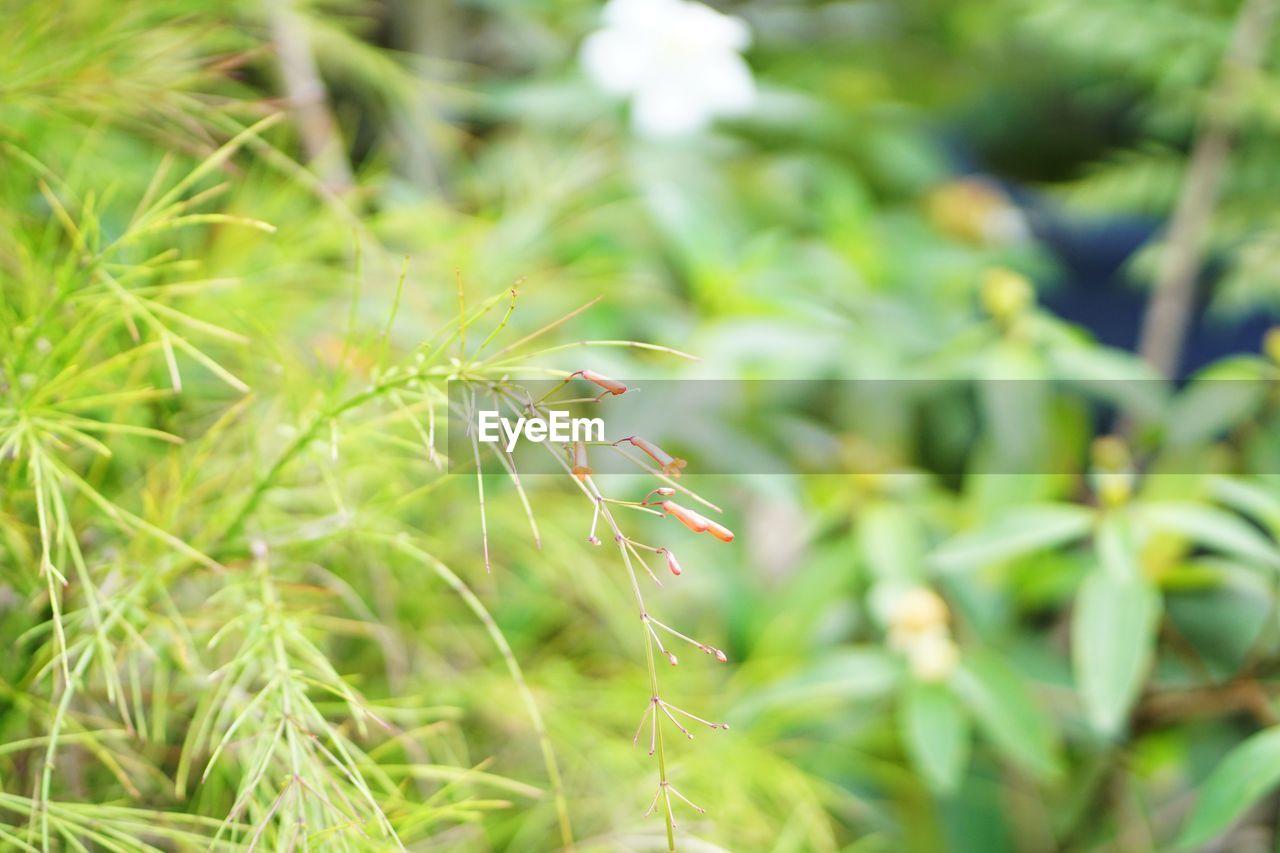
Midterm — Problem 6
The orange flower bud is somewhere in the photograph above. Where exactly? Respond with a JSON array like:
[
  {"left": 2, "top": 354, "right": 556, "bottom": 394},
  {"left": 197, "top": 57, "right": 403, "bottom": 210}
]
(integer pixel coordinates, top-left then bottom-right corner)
[
  {"left": 577, "top": 369, "right": 628, "bottom": 396},
  {"left": 705, "top": 519, "right": 735, "bottom": 543},
  {"left": 663, "top": 549, "right": 683, "bottom": 576},
  {"left": 661, "top": 500, "right": 711, "bottom": 533},
  {"left": 622, "top": 436, "right": 687, "bottom": 476},
  {"left": 571, "top": 441, "right": 591, "bottom": 480},
  {"left": 660, "top": 500, "right": 734, "bottom": 542}
]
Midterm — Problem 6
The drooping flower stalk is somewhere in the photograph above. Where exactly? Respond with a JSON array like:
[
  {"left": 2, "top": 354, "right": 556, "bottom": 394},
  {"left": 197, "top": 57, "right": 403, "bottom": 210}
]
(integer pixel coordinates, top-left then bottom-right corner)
[{"left": 483, "top": 369, "right": 731, "bottom": 849}]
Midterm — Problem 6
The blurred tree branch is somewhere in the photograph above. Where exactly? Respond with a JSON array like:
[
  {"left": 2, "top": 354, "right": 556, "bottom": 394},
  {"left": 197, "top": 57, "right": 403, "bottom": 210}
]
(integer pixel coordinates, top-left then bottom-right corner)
[
  {"left": 1137, "top": 679, "right": 1279, "bottom": 728},
  {"left": 390, "top": 0, "right": 452, "bottom": 193},
  {"left": 1137, "top": 0, "right": 1278, "bottom": 376},
  {"left": 265, "top": 0, "right": 353, "bottom": 193}
]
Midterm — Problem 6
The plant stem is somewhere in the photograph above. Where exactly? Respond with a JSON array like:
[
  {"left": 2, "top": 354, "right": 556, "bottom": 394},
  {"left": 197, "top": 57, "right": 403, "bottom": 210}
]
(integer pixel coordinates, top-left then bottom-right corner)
[
  {"left": 1136, "top": 0, "right": 1278, "bottom": 377},
  {"left": 589, "top": 479, "right": 677, "bottom": 850},
  {"left": 218, "top": 371, "right": 430, "bottom": 549}
]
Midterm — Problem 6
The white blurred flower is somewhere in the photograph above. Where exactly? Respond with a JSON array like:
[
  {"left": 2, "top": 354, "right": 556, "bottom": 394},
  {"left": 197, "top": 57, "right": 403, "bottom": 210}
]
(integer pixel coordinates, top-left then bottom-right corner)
[
  {"left": 905, "top": 630, "right": 960, "bottom": 683},
  {"left": 870, "top": 582, "right": 948, "bottom": 634},
  {"left": 580, "top": 0, "right": 757, "bottom": 138},
  {"left": 887, "top": 586, "right": 949, "bottom": 635}
]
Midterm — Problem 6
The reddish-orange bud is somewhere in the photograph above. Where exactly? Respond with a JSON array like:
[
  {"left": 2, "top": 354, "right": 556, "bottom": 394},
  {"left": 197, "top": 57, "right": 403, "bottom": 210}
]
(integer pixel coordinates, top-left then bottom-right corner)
[
  {"left": 660, "top": 500, "right": 735, "bottom": 542},
  {"left": 643, "top": 487, "right": 676, "bottom": 505},
  {"left": 578, "top": 370, "right": 628, "bottom": 396},
  {"left": 706, "top": 520, "right": 735, "bottom": 543},
  {"left": 663, "top": 549, "right": 683, "bottom": 576},
  {"left": 714, "top": 648, "right": 728, "bottom": 663},
  {"left": 622, "top": 436, "right": 687, "bottom": 476},
  {"left": 661, "top": 500, "right": 711, "bottom": 533},
  {"left": 571, "top": 441, "right": 591, "bottom": 480},
  {"left": 666, "top": 652, "right": 679, "bottom": 666}
]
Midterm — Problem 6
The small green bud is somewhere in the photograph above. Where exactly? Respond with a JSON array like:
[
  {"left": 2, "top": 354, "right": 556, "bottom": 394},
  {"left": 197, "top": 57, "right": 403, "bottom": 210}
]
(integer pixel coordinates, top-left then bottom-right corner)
[
  {"left": 1264, "top": 327, "right": 1280, "bottom": 364},
  {"left": 1090, "top": 436, "right": 1134, "bottom": 507},
  {"left": 981, "top": 268, "right": 1034, "bottom": 322},
  {"left": 1091, "top": 435, "right": 1131, "bottom": 472}
]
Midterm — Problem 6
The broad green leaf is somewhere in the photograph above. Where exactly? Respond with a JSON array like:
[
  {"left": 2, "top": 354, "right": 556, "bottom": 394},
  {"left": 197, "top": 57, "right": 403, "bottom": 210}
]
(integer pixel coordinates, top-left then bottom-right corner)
[
  {"left": 952, "top": 653, "right": 1059, "bottom": 780},
  {"left": 1048, "top": 342, "right": 1170, "bottom": 422},
  {"left": 900, "top": 680, "right": 970, "bottom": 794},
  {"left": 930, "top": 504, "right": 1095, "bottom": 572},
  {"left": 1165, "top": 363, "right": 1268, "bottom": 448},
  {"left": 978, "top": 342, "right": 1050, "bottom": 471},
  {"left": 967, "top": 470, "right": 1065, "bottom": 513},
  {"left": 1178, "top": 727, "right": 1280, "bottom": 848},
  {"left": 735, "top": 649, "right": 902, "bottom": 722},
  {"left": 1140, "top": 501, "right": 1280, "bottom": 571},
  {"left": 1209, "top": 477, "right": 1280, "bottom": 537},
  {"left": 1071, "top": 568, "right": 1160, "bottom": 735}
]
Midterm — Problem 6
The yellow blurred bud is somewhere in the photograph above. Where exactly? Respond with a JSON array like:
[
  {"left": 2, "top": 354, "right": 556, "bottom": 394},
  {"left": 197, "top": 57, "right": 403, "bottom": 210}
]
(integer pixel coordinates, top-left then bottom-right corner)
[
  {"left": 1264, "top": 327, "right": 1280, "bottom": 364},
  {"left": 1095, "top": 471, "right": 1134, "bottom": 508},
  {"left": 981, "top": 268, "right": 1035, "bottom": 323},
  {"left": 926, "top": 179, "right": 1029, "bottom": 246},
  {"left": 1091, "top": 435, "right": 1131, "bottom": 472},
  {"left": 842, "top": 435, "right": 899, "bottom": 480},
  {"left": 1090, "top": 436, "right": 1134, "bottom": 506}
]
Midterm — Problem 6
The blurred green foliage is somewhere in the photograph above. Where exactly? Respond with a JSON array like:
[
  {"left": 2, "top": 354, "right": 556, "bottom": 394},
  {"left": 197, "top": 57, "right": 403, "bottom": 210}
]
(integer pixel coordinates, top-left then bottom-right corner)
[{"left": 3, "top": 0, "right": 1280, "bottom": 850}]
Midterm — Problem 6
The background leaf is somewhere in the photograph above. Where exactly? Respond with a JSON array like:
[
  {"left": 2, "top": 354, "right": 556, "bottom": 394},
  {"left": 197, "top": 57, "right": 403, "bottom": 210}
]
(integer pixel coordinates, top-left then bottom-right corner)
[
  {"left": 1071, "top": 566, "right": 1160, "bottom": 735},
  {"left": 1178, "top": 727, "right": 1280, "bottom": 848},
  {"left": 952, "top": 652, "right": 1060, "bottom": 781},
  {"left": 1210, "top": 476, "right": 1280, "bottom": 537},
  {"left": 860, "top": 501, "right": 927, "bottom": 581},
  {"left": 1141, "top": 502, "right": 1280, "bottom": 570},
  {"left": 931, "top": 505, "right": 1095, "bottom": 572},
  {"left": 900, "top": 680, "right": 971, "bottom": 794}
]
